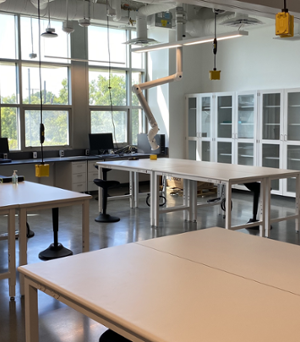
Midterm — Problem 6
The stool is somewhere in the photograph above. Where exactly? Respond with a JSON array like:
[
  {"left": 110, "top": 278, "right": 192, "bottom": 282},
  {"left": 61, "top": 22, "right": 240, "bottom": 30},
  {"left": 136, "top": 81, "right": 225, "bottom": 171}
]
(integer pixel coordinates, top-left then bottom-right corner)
[
  {"left": 94, "top": 179, "right": 120, "bottom": 223},
  {"left": 99, "top": 329, "right": 131, "bottom": 342}
]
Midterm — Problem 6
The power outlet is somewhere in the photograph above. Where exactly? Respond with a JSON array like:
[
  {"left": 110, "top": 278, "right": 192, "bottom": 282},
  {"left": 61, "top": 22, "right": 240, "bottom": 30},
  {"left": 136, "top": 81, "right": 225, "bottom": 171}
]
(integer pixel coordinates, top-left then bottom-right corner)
[
  {"left": 59, "top": 150, "right": 64, "bottom": 157},
  {"left": 33, "top": 152, "right": 37, "bottom": 159}
]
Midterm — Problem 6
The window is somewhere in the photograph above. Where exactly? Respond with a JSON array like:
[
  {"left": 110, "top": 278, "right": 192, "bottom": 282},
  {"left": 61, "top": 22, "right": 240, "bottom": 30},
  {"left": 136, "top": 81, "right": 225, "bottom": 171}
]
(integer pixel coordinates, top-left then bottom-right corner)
[
  {"left": 22, "top": 65, "right": 69, "bottom": 105},
  {"left": 89, "top": 69, "right": 126, "bottom": 106},
  {"left": 88, "top": 26, "right": 146, "bottom": 146},
  {"left": 91, "top": 110, "right": 127, "bottom": 143},
  {"left": 25, "top": 110, "right": 69, "bottom": 147},
  {"left": 0, "top": 14, "right": 71, "bottom": 150},
  {"left": 0, "top": 13, "right": 17, "bottom": 59}
]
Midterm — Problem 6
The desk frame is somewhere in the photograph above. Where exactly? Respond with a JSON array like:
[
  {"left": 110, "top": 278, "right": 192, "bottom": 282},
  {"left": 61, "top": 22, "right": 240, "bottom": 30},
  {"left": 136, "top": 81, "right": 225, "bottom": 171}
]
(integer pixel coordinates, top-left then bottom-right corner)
[{"left": 97, "top": 159, "right": 300, "bottom": 237}]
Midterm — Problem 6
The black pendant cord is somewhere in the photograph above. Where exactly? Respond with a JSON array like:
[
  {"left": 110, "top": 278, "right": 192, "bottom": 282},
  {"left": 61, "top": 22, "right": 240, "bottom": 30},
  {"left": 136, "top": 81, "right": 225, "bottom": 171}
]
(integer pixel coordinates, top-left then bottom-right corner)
[
  {"left": 213, "top": 12, "right": 217, "bottom": 71},
  {"left": 106, "top": 0, "right": 117, "bottom": 149},
  {"left": 37, "top": 0, "right": 44, "bottom": 163}
]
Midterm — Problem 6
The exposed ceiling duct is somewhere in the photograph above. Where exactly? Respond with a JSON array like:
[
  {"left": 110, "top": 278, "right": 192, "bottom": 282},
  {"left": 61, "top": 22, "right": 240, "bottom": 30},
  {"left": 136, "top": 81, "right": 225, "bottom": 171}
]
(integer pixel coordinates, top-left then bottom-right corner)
[
  {"left": 220, "top": 13, "right": 263, "bottom": 27},
  {"left": 124, "top": 2, "right": 178, "bottom": 45}
]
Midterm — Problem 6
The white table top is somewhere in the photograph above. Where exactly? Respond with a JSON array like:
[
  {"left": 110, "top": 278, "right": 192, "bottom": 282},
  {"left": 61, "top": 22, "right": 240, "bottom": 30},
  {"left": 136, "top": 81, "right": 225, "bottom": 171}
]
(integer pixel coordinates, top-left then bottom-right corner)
[
  {"left": 0, "top": 181, "right": 91, "bottom": 208},
  {"left": 19, "top": 228, "right": 300, "bottom": 342},
  {"left": 139, "top": 228, "right": 300, "bottom": 296},
  {"left": 97, "top": 158, "right": 299, "bottom": 183}
]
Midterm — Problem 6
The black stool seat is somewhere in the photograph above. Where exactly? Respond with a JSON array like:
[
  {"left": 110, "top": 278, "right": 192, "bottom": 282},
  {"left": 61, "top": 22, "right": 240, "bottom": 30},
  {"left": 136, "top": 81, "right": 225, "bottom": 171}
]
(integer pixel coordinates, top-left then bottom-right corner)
[
  {"left": 100, "top": 329, "right": 131, "bottom": 342},
  {"left": 94, "top": 178, "right": 120, "bottom": 223},
  {"left": 94, "top": 179, "right": 120, "bottom": 190}
]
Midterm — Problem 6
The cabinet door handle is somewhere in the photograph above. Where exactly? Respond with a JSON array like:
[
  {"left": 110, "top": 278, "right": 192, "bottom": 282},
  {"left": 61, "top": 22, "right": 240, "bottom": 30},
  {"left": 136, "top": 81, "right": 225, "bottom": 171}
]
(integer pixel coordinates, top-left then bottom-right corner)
[{"left": 284, "top": 134, "right": 287, "bottom": 141}]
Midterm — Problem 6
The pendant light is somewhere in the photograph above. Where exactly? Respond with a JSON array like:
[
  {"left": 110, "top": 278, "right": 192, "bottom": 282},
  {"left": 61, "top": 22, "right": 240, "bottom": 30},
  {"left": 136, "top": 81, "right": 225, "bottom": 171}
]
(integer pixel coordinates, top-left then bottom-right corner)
[
  {"left": 29, "top": 17, "right": 37, "bottom": 58},
  {"left": 41, "top": 0, "right": 58, "bottom": 38},
  {"left": 62, "top": 0, "right": 74, "bottom": 34},
  {"left": 209, "top": 10, "right": 221, "bottom": 80},
  {"left": 79, "top": 0, "right": 91, "bottom": 27}
]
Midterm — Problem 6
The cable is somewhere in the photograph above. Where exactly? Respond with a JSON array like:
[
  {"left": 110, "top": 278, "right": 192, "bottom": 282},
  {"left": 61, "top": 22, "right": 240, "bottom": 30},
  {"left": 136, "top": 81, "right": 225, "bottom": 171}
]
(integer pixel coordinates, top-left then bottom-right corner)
[
  {"left": 106, "top": 0, "right": 118, "bottom": 149},
  {"left": 37, "top": 0, "right": 44, "bottom": 163}
]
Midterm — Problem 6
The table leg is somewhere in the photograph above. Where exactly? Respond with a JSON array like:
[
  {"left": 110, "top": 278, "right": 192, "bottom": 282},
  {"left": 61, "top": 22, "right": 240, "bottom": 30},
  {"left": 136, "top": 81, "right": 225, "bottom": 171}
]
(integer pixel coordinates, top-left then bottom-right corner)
[
  {"left": 8, "top": 208, "right": 16, "bottom": 299},
  {"left": 259, "top": 179, "right": 266, "bottom": 237},
  {"left": 264, "top": 178, "right": 271, "bottom": 238},
  {"left": 38, "top": 208, "right": 73, "bottom": 260},
  {"left": 133, "top": 171, "right": 139, "bottom": 208},
  {"left": 129, "top": 171, "right": 133, "bottom": 208},
  {"left": 225, "top": 183, "right": 232, "bottom": 230},
  {"left": 98, "top": 166, "right": 103, "bottom": 214},
  {"left": 24, "top": 279, "right": 39, "bottom": 342},
  {"left": 82, "top": 200, "right": 89, "bottom": 252},
  {"left": 295, "top": 174, "right": 300, "bottom": 233},
  {"left": 151, "top": 172, "right": 159, "bottom": 227},
  {"left": 191, "top": 180, "right": 197, "bottom": 222},
  {"left": 183, "top": 179, "right": 189, "bottom": 221},
  {"left": 19, "top": 208, "right": 28, "bottom": 296}
]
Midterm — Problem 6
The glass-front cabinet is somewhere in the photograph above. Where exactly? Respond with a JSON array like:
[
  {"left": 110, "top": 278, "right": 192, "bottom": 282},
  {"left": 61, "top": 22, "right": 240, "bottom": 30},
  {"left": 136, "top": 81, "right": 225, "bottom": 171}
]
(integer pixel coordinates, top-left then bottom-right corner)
[
  {"left": 186, "top": 93, "right": 213, "bottom": 161},
  {"left": 259, "top": 90, "right": 283, "bottom": 195},
  {"left": 216, "top": 93, "right": 234, "bottom": 164},
  {"left": 236, "top": 91, "right": 257, "bottom": 166},
  {"left": 282, "top": 89, "right": 300, "bottom": 196},
  {"left": 185, "top": 88, "right": 300, "bottom": 198}
]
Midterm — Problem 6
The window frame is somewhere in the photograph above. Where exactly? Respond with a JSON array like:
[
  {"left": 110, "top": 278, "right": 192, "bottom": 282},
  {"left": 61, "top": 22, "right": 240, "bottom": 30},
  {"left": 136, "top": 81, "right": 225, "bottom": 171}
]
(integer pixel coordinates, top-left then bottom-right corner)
[
  {"left": 88, "top": 26, "right": 147, "bottom": 146},
  {"left": 0, "top": 13, "right": 72, "bottom": 151}
]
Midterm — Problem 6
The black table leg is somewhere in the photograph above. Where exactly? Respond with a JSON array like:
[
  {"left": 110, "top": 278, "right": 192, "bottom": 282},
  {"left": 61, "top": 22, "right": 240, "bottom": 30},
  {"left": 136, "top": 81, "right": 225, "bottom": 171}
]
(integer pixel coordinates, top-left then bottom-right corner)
[{"left": 38, "top": 207, "right": 73, "bottom": 260}]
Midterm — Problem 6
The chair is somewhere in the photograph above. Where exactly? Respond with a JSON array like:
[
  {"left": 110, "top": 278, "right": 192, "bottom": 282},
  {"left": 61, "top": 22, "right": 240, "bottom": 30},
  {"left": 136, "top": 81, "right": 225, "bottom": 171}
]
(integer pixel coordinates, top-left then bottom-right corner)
[
  {"left": 99, "top": 329, "right": 131, "bottom": 342},
  {"left": 94, "top": 177, "right": 120, "bottom": 223}
]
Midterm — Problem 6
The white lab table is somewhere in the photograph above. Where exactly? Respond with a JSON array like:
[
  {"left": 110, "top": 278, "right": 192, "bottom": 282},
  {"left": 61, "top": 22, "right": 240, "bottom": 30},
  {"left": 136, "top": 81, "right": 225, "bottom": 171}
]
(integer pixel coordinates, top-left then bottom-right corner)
[
  {"left": 96, "top": 158, "right": 300, "bottom": 236},
  {"left": 19, "top": 228, "right": 300, "bottom": 342},
  {"left": 0, "top": 181, "right": 92, "bottom": 296}
]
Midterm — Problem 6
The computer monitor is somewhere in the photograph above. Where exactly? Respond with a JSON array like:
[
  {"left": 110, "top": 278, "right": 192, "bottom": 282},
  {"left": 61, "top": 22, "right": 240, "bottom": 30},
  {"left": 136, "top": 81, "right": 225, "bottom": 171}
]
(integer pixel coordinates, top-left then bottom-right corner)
[
  {"left": 0, "top": 137, "right": 11, "bottom": 163},
  {"left": 89, "top": 133, "right": 114, "bottom": 154}
]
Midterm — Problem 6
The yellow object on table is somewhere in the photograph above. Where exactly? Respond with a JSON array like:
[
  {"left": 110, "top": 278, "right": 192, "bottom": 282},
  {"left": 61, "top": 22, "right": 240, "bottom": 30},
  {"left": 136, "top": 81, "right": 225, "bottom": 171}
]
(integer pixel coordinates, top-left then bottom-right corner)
[{"left": 150, "top": 155, "right": 157, "bottom": 160}]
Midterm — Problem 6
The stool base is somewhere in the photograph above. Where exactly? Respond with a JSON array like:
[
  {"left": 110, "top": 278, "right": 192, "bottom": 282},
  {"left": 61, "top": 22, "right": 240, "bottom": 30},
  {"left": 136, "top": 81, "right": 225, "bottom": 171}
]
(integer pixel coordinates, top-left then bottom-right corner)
[
  {"left": 95, "top": 213, "right": 120, "bottom": 223},
  {"left": 39, "top": 243, "right": 73, "bottom": 260}
]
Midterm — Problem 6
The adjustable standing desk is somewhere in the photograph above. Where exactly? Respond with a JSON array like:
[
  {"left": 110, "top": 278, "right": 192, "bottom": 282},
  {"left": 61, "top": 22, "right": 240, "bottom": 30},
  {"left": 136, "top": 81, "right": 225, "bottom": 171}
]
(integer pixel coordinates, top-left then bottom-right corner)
[
  {"left": 97, "top": 158, "right": 300, "bottom": 236},
  {"left": 19, "top": 228, "right": 300, "bottom": 342},
  {"left": 0, "top": 181, "right": 91, "bottom": 296}
]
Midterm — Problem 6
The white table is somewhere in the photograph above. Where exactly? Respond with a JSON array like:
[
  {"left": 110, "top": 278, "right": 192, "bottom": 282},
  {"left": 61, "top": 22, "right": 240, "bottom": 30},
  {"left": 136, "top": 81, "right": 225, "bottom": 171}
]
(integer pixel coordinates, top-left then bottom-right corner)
[
  {"left": 0, "top": 181, "right": 92, "bottom": 296},
  {"left": 97, "top": 158, "right": 300, "bottom": 236},
  {"left": 19, "top": 228, "right": 300, "bottom": 342}
]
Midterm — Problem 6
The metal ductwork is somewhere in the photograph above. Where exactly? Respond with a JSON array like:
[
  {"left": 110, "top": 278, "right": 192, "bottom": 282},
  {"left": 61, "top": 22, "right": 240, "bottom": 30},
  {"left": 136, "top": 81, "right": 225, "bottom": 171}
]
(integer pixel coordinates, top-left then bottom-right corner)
[{"left": 124, "top": 2, "right": 178, "bottom": 46}]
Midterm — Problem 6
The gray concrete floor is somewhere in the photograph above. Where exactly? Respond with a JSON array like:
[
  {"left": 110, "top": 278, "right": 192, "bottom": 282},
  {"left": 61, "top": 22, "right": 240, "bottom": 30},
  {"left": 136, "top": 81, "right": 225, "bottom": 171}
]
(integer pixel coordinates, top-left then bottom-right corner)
[{"left": 0, "top": 185, "right": 299, "bottom": 342}]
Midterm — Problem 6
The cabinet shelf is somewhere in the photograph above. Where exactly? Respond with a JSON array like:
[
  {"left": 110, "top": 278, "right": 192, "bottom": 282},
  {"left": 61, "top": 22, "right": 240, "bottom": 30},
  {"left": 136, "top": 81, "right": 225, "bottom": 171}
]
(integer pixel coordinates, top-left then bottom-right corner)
[
  {"left": 264, "top": 157, "right": 280, "bottom": 160},
  {"left": 219, "top": 106, "right": 232, "bottom": 109},
  {"left": 239, "top": 106, "right": 254, "bottom": 109},
  {"left": 265, "top": 123, "right": 280, "bottom": 126},
  {"left": 264, "top": 105, "right": 280, "bottom": 108},
  {"left": 220, "top": 153, "right": 232, "bottom": 156},
  {"left": 220, "top": 123, "right": 232, "bottom": 125},
  {"left": 289, "top": 105, "right": 300, "bottom": 108},
  {"left": 290, "top": 158, "right": 300, "bottom": 161},
  {"left": 240, "top": 155, "right": 253, "bottom": 158},
  {"left": 239, "top": 123, "right": 254, "bottom": 125},
  {"left": 289, "top": 123, "right": 300, "bottom": 126},
  {"left": 202, "top": 107, "right": 210, "bottom": 110}
]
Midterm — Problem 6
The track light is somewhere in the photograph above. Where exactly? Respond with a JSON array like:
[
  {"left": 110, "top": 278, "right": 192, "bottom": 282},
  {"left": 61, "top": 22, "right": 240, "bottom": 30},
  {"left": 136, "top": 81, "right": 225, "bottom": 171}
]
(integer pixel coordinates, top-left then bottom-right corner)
[{"left": 62, "top": 0, "right": 74, "bottom": 34}]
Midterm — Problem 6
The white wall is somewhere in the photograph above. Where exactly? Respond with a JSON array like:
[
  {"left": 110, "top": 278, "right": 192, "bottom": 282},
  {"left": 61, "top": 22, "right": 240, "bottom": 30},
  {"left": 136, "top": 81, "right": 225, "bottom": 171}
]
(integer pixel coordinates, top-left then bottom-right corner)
[
  {"left": 167, "top": 23, "right": 300, "bottom": 158},
  {"left": 147, "top": 27, "right": 170, "bottom": 147}
]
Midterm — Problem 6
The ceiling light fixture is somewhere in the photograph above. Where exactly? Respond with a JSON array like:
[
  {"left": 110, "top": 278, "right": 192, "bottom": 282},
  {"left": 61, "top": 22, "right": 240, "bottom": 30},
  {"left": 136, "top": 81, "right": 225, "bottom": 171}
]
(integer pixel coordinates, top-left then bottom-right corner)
[
  {"left": 132, "top": 30, "right": 248, "bottom": 53},
  {"left": 41, "top": 0, "right": 58, "bottom": 38},
  {"left": 62, "top": 0, "right": 74, "bottom": 34},
  {"left": 78, "top": 0, "right": 90, "bottom": 27}
]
